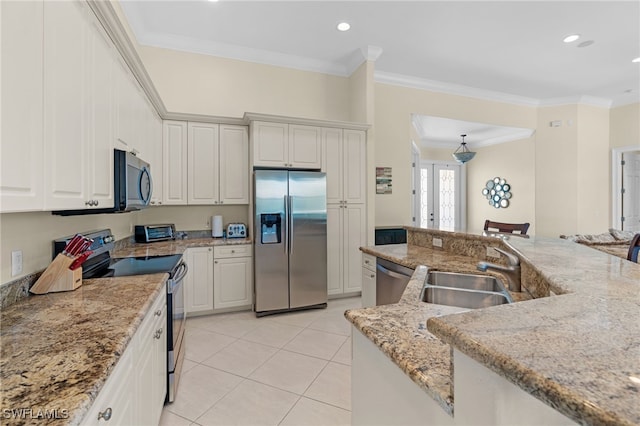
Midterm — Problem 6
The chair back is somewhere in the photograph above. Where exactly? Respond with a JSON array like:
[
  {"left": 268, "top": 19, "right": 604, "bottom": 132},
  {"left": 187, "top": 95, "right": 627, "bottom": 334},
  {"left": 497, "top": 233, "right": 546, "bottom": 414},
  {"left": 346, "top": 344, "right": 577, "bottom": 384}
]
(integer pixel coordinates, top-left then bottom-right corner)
[
  {"left": 484, "top": 220, "right": 530, "bottom": 235},
  {"left": 628, "top": 233, "right": 640, "bottom": 263}
]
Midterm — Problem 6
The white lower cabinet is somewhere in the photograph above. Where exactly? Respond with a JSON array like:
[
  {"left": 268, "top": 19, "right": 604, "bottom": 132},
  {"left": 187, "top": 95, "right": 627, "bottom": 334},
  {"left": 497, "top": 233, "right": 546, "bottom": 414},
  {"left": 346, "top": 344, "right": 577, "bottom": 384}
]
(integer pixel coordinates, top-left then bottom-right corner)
[
  {"left": 213, "top": 245, "right": 252, "bottom": 310},
  {"left": 82, "top": 291, "right": 166, "bottom": 426},
  {"left": 327, "top": 204, "right": 367, "bottom": 296},
  {"left": 361, "top": 254, "right": 377, "bottom": 308},
  {"left": 184, "top": 247, "right": 214, "bottom": 315}
]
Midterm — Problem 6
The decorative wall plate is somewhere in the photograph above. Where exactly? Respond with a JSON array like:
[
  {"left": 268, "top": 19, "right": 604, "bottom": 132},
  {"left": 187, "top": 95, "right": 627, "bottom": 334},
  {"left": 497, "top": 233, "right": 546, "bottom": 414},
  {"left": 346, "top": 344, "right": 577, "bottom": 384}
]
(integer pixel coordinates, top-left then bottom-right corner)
[{"left": 483, "top": 177, "right": 512, "bottom": 208}]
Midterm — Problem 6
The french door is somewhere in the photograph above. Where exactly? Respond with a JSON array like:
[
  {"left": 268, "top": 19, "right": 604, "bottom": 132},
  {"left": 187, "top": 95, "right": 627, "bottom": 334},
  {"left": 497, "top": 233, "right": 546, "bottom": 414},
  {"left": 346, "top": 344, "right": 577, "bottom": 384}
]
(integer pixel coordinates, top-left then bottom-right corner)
[{"left": 418, "top": 161, "right": 465, "bottom": 231}]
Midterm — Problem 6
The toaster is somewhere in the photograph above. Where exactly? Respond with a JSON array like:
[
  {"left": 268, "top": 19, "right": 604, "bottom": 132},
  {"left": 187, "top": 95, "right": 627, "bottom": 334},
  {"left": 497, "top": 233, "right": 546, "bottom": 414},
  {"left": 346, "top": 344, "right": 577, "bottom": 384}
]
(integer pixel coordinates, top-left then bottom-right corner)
[
  {"left": 135, "top": 224, "right": 176, "bottom": 243},
  {"left": 226, "top": 223, "right": 247, "bottom": 239}
]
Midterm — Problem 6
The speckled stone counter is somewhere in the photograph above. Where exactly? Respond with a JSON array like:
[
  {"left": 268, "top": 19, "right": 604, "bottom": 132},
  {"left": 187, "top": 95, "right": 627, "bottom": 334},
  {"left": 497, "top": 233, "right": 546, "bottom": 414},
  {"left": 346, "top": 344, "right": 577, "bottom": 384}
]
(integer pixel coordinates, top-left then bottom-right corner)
[
  {"left": 347, "top": 231, "right": 640, "bottom": 426},
  {"left": 0, "top": 274, "right": 166, "bottom": 425},
  {"left": 0, "top": 236, "right": 252, "bottom": 425}
]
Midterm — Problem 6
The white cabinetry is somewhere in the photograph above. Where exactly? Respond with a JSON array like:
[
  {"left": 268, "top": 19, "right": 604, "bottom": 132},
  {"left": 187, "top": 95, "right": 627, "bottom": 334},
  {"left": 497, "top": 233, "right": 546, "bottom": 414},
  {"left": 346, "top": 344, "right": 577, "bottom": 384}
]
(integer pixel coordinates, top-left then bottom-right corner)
[
  {"left": 163, "top": 121, "right": 188, "bottom": 205},
  {"left": 184, "top": 247, "right": 214, "bottom": 315},
  {"left": 214, "top": 245, "right": 253, "bottom": 310},
  {"left": 252, "top": 121, "right": 322, "bottom": 169},
  {"left": 0, "top": 0, "right": 44, "bottom": 212},
  {"left": 361, "top": 254, "right": 376, "bottom": 308},
  {"left": 219, "top": 125, "right": 250, "bottom": 204},
  {"left": 82, "top": 291, "right": 166, "bottom": 426},
  {"left": 323, "top": 128, "right": 367, "bottom": 296},
  {"left": 149, "top": 113, "right": 163, "bottom": 205},
  {"left": 188, "top": 122, "right": 219, "bottom": 204}
]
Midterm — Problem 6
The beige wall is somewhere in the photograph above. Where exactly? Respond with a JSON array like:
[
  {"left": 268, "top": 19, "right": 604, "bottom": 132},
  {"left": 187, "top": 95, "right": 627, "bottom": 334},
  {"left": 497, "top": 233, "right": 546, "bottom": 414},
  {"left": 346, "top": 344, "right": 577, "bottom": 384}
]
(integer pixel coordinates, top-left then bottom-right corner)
[
  {"left": 610, "top": 103, "right": 640, "bottom": 149},
  {"left": 138, "top": 205, "right": 249, "bottom": 232},
  {"left": 139, "top": 46, "right": 351, "bottom": 121},
  {"left": 0, "top": 211, "right": 137, "bottom": 284},
  {"left": 374, "top": 82, "right": 537, "bottom": 229}
]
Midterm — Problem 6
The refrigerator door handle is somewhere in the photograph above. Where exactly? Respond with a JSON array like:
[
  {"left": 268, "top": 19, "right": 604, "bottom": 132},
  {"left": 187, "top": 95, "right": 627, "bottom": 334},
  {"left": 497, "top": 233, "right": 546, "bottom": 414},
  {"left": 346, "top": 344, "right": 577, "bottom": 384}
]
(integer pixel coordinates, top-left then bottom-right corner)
[
  {"left": 289, "top": 196, "right": 294, "bottom": 253},
  {"left": 284, "top": 195, "right": 289, "bottom": 254}
]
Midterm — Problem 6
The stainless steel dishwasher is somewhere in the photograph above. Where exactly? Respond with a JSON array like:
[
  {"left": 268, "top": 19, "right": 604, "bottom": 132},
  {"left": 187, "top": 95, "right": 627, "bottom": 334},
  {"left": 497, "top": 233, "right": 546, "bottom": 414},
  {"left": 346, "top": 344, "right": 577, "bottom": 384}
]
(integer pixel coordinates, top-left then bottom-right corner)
[{"left": 376, "top": 258, "right": 415, "bottom": 305}]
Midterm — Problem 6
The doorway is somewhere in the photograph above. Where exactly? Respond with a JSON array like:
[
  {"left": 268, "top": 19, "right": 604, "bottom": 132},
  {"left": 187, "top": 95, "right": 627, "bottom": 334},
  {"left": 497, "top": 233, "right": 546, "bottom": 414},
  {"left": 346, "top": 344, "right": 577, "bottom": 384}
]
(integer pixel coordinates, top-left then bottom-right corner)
[
  {"left": 613, "top": 147, "right": 640, "bottom": 232},
  {"left": 415, "top": 160, "right": 466, "bottom": 231}
]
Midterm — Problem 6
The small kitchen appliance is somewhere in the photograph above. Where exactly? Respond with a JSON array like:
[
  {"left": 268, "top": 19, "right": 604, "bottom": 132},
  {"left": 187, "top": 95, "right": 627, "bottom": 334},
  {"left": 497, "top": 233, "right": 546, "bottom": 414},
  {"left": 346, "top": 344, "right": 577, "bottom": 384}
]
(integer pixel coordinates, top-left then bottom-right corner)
[
  {"left": 212, "top": 215, "right": 223, "bottom": 238},
  {"left": 135, "top": 224, "right": 176, "bottom": 243},
  {"left": 226, "top": 223, "right": 247, "bottom": 238}
]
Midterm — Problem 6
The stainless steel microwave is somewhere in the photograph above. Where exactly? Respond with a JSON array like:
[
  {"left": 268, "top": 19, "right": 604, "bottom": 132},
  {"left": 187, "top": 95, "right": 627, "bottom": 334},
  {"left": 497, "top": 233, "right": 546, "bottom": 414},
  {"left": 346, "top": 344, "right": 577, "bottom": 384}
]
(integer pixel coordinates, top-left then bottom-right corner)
[
  {"left": 114, "top": 149, "right": 152, "bottom": 212},
  {"left": 53, "top": 149, "right": 152, "bottom": 216}
]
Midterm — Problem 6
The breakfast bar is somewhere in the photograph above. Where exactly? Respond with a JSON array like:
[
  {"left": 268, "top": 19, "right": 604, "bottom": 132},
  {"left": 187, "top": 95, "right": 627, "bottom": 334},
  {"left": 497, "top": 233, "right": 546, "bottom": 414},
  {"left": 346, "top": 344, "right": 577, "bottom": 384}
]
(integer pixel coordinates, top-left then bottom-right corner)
[{"left": 347, "top": 227, "right": 640, "bottom": 426}]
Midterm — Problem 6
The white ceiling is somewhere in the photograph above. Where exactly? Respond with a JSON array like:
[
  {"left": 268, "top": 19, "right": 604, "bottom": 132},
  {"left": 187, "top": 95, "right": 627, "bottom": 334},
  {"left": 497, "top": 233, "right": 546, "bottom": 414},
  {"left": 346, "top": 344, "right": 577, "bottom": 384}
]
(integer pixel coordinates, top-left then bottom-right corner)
[{"left": 119, "top": 1, "right": 639, "bottom": 146}]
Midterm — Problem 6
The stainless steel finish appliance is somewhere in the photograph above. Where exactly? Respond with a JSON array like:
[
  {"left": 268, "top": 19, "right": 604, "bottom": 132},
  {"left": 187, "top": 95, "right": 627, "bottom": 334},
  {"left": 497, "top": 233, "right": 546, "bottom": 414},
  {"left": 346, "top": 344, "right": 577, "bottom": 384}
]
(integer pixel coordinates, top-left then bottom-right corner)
[
  {"left": 226, "top": 223, "right": 247, "bottom": 238},
  {"left": 135, "top": 224, "right": 177, "bottom": 243},
  {"left": 254, "top": 170, "right": 327, "bottom": 316},
  {"left": 55, "top": 229, "right": 188, "bottom": 404},
  {"left": 376, "top": 258, "right": 415, "bottom": 305},
  {"left": 52, "top": 149, "right": 152, "bottom": 216}
]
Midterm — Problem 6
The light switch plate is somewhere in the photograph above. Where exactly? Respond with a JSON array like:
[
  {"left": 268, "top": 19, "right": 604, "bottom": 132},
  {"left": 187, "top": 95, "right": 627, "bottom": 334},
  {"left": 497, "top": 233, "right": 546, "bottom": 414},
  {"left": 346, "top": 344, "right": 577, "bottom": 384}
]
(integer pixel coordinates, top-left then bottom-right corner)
[{"left": 432, "top": 238, "right": 443, "bottom": 248}]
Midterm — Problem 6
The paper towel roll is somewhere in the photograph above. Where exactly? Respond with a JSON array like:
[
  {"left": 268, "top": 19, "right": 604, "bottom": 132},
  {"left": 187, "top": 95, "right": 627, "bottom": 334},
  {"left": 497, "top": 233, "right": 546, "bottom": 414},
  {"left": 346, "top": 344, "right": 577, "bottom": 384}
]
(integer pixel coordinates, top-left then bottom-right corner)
[{"left": 212, "top": 215, "right": 223, "bottom": 238}]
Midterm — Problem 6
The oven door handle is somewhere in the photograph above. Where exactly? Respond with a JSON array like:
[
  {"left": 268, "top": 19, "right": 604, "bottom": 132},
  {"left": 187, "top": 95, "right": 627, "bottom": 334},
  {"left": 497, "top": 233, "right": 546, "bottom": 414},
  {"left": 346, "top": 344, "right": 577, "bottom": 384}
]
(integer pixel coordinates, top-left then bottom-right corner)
[{"left": 169, "top": 261, "right": 188, "bottom": 292}]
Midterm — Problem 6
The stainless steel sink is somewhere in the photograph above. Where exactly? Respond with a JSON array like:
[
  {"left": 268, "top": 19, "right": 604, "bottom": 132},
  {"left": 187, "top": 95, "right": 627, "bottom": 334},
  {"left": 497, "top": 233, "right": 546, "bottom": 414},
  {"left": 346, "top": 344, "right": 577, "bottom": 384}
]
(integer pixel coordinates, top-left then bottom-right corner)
[
  {"left": 420, "top": 271, "right": 513, "bottom": 309},
  {"left": 427, "top": 271, "right": 506, "bottom": 292}
]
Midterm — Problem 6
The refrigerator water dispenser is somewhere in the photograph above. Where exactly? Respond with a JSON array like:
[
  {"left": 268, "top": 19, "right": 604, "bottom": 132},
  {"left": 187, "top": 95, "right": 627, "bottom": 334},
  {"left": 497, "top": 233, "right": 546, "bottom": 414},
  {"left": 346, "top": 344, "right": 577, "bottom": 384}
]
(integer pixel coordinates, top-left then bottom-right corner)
[{"left": 261, "top": 213, "right": 281, "bottom": 244}]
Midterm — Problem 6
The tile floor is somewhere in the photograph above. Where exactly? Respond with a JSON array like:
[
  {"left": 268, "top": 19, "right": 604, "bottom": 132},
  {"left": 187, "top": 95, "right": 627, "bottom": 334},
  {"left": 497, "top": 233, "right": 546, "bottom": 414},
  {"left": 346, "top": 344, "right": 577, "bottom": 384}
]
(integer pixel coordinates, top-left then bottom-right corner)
[{"left": 160, "top": 297, "right": 362, "bottom": 426}]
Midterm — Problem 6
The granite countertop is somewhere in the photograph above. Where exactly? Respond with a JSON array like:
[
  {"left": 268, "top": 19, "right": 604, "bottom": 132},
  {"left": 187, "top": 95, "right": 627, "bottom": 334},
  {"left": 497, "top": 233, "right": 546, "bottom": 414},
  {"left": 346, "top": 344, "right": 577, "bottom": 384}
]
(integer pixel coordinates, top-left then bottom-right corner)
[
  {"left": 0, "top": 236, "right": 252, "bottom": 425},
  {"left": 347, "top": 237, "right": 640, "bottom": 426},
  {"left": 0, "top": 274, "right": 167, "bottom": 426}
]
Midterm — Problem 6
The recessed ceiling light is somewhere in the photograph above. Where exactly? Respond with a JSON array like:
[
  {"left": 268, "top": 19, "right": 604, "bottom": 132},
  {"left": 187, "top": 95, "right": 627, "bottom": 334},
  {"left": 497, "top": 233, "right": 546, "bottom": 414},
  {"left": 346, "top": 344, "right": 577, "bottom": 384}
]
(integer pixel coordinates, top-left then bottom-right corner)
[
  {"left": 337, "top": 22, "right": 351, "bottom": 32},
  {"left": 563, "top": 34, "right": 580, "bottom": 43},
  {"left": 577, "top": 40, "right": 595, "bottom": 48},
  {"left": 633, "top": 57, "right": 640, "bottom": 63}
]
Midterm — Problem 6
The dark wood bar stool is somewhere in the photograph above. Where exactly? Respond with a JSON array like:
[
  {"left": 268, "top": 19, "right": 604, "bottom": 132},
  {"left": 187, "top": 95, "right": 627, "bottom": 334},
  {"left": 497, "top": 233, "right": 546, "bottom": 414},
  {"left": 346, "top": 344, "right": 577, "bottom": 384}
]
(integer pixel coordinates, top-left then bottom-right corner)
[{"left": 484, "top": 220, "right": 530, "bottom": 235}]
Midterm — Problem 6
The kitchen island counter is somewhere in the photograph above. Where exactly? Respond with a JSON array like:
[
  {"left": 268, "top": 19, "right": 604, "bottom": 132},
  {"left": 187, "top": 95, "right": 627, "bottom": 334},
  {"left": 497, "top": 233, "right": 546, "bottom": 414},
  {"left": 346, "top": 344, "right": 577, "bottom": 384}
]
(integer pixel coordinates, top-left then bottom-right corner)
[{"left": 348, "top": 229, "right": 640, "bottom": 425}]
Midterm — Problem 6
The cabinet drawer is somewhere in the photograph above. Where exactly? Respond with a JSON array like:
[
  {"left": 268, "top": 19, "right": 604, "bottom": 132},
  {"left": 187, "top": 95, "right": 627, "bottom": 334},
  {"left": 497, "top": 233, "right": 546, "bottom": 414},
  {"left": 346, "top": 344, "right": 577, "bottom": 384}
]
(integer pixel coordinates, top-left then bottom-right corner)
[
  {"left": 214, "top": 244, "right": 251, "bottom": 259},
  {"left": 362, "top": 254, "right": 376, "bottom": 272}
]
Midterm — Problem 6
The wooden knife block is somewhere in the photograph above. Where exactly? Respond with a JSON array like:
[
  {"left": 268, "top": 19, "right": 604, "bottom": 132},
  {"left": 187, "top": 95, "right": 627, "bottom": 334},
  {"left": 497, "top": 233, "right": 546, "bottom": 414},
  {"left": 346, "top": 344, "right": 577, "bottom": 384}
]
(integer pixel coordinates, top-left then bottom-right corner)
[{"left": 30, "top": 254, "right": 83, "bottom": 294}]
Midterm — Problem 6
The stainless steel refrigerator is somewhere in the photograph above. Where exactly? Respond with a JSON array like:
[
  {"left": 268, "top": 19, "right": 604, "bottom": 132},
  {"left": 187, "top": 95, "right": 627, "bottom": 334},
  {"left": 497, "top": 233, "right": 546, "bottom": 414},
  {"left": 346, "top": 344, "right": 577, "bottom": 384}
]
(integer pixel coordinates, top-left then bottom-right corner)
[{"left": 254, "top": 170, "right": 327, "bottom": 316}]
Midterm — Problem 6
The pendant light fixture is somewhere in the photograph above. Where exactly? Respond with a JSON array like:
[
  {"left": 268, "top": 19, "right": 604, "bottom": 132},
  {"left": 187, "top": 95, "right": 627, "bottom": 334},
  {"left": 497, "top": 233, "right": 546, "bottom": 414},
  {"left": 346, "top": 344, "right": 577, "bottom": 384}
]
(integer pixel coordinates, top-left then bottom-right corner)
[{"left": 452, "top": 134, "right": 476, "bottom": 164}]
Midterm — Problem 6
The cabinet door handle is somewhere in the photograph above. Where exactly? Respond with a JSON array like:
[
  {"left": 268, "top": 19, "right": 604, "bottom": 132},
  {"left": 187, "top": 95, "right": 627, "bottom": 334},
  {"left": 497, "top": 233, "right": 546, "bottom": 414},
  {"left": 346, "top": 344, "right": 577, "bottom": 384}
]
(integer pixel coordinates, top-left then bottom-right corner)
[
  {"left": 214, "top": 260, "right": 218, "bottom": 264},
  {"left": 370, "top": 274, "right": 375, "bottom": 278},
  {"left": 231, "top": 250, "right": 235, "bottom": 253},
  {"left": 154, "top": 309, "right": 162, "bottom": 316},
  {"left": 98, "top": 407, "right": 112, "bottom": 421},
  {"left": 365, "top": 260, "right": 370, "bottom": 264},
  {"left": 208, "top": 248, "right": 212, "bottom": 252},
  {"left": 154, "top": 328, "right": 163, "bottom": 339}
]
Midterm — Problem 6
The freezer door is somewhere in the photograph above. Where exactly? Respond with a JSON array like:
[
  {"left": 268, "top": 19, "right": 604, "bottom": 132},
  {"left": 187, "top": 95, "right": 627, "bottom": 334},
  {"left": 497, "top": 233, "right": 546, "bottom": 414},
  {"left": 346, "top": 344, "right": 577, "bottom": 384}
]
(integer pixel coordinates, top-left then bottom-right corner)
[
  {"left": 254, "top": 170, "right": 289, "bottom": 312},
  {"left": 289, "top": 172, "right": 328, "bottom": 308}
]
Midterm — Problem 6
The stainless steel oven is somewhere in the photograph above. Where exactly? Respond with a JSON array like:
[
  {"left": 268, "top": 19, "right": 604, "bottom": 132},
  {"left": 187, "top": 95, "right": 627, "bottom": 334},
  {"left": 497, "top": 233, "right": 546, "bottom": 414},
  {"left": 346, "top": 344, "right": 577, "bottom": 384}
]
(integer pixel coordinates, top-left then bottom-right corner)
[{"left": 166, "top": 261, "right": 187, "bottom": 403}]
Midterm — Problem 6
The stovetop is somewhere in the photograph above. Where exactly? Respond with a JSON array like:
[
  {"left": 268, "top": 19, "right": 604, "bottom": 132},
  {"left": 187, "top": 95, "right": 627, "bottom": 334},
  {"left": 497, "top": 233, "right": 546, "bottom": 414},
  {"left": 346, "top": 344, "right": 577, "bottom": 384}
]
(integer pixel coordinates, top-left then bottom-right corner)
[{"left": 97, "top": 254, "right": 184, "bottom": 278}]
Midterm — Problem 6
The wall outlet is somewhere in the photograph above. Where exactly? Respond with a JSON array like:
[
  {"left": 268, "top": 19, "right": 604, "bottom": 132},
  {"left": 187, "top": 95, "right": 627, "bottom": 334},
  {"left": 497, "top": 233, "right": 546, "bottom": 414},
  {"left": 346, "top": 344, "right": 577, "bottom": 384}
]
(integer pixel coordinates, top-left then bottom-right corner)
[
  {"left": 11, "top": 250, "right": 23, "bottom": 277},
  {"left": 432, "top": 238, "right": 443, "bottom": 248},
  {"left": 486, "top": 247, "right": 501, "bottom": 258}
]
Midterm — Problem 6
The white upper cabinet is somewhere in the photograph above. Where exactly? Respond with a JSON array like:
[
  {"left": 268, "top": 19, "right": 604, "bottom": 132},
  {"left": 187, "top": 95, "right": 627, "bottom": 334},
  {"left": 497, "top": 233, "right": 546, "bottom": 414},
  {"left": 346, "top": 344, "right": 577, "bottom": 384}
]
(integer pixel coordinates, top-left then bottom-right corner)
[
  {"left": 252, "top": 121, "right": 289, "bottom": 167},
  {"left": 181, "top": 122, "right": 249, "bottom": 206},
  {"left": 43, "top": 0, "right": 88, "bottom": 210},
  {"left": 0, "top": 0, "right": 44, "bottom": 212},
  {"left": 188, "top": 122, "right": 220, "bottom": 204},
  {"left": 219, "top": 125, "right": 249, "bottom": 204},
  {"left": 251, "top": 121, "right": 322, "bottom": 169},
  {"left": 163, "top": 121, "right": 188, "bottom": 205},
  {"left": 150, "top": 112, "right": 163, "bottom": 205},
  {"left": 322, "top": 128, "right": 366, "bottom": 205}
]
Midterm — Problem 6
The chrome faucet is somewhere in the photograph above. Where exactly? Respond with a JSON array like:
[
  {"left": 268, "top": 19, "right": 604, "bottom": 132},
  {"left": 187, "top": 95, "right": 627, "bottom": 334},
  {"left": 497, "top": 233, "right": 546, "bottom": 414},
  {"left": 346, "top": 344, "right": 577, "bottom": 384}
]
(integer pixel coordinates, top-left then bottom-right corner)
[{"left": 477, "top": 247, "right": 522, "bottom": 292}]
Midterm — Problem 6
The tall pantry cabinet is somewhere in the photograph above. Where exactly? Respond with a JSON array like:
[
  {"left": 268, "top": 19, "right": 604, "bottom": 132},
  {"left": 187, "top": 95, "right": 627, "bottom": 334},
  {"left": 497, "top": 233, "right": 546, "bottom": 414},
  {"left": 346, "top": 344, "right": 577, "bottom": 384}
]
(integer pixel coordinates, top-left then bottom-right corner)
[{"left": 323, "top": 128, "right": 367, "bottom": 296}]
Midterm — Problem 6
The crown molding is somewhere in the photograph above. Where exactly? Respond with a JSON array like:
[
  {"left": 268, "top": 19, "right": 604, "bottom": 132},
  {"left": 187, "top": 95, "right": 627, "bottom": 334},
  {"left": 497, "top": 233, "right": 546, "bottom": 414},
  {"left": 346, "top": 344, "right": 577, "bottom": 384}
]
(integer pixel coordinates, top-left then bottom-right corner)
[
  {"left": 538, "top": 95, "right": 612, "bottom": 109},
  {"left": 243, "top": 112, "right": 370, "bottom": 131}
]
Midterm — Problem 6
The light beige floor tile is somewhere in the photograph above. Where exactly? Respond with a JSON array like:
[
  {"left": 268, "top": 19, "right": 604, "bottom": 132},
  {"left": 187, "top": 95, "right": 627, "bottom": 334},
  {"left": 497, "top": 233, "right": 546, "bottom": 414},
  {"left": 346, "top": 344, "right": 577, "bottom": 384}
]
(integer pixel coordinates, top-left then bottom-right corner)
[
  {"left": 283, "top": 328, "right": 347, "bottom": 360},
  {"left": 327, "top": 296, "right": 362, "bottom": 311},
  {"left": 280, "top": 396, "right": 351, "bottom": 426},
  {"left": 166, "top": 364, "right": 242, "bottom": 421},
  {"left": 260, "top": 308, "right": 327, "bottom": 328},
  {"left": 307, "top": 313, "right": 352, "bottom": 336},
  {"left": 241, "top": 321, "right": 304, "bottom": 348},
  {"left": 304, "top": 362, "right": 351, "bottom": 410},
  {"left": 181, "top": 358, "right": 199, "bottom": 374},
  {"left": 188, "top": 312, "right": 258, "bottom": 338},
  {"left": 159, "top": 409, "right": 192, "bottom": 426},
  {"left": 331, "top": 338, "right": 352, "bottom": 366},
  {"left": 249, "top": 350, "right": 328, "bottom": 394},
  {"left": 202, "top": 339, "right": 278, "bottom": 377},
  {"left": 184, "top": 327, "right": 236, "bottom": 363},
  {"left": 196, "top": 380, "right": 299, "bottom": 426}
]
